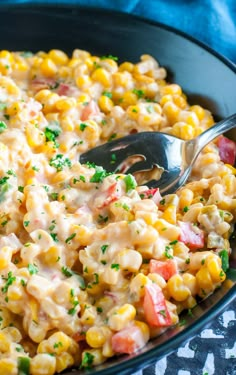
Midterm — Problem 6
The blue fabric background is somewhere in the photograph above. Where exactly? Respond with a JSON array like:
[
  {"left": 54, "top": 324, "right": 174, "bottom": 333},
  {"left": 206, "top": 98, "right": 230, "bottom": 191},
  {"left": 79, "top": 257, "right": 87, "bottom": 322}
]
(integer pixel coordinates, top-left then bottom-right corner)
[{"left": 1, "top": 0, "right": 236, "bottom": 64}]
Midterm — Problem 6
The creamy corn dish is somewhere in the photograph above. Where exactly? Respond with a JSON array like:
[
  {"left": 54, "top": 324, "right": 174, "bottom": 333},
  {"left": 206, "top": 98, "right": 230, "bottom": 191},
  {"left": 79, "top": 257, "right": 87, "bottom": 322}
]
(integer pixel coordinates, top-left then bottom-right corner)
[{"left": 0, "top": 49, "right": 235, "bottom": 375}]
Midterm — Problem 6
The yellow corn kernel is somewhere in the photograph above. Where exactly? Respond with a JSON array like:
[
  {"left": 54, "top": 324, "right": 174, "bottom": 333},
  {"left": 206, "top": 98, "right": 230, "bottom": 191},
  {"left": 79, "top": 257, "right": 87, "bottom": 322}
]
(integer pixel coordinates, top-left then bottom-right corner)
[
  {"left": 5, "top": 101, "right": 21, "bottom": 116},
  {"left": 77, "top": 93, "right": 90, "bottom": 104},
  {"left": 120, "top": 91, "right": 138, "bottom": 107},
  {"left": 172, "top": 94, "right": 187, "bottom": 109},
  {"left": 161, "top": 204, "right": 177, "bottom": 224},
  {"left": 67, "top": 57, "right": 81, "bottom": 68},
  {"left": 162, "top": 84, "right": 182, "bottom": 96},
  {"left": 72, "top": 49, "right": 91, "bottom": 60},
  {"left": 0, "top": 246, "right": 12, "bottom": 269},
  {"left": 29, "top": 297, "right": 39, "bottom": 323},
  {"left": 127, "top": 105, "right": 139, "bottom": 119},
  {"left": 37, "top": 339, "right": 50, "bottom": 354},
  {"left": 129, "top": 273, "right": 149, "bottom": 299},
  {"left": 190, "top": 105, "right": 205, "bottom": 121},
  {"left": 162, "top": 101, "right": 180, "bottom": 125},
  {"left": 55, "top": 97, "right": 76, "bottom": 111},
  {"left": 225, "top": 164, "right": 236, "bottom": 175},
  {"left": 0, "top": 50, "right": 13, "bottom": 60},
  {"left": 80, "top": 306, "right": 96, "bottom": 326},
  {"left": 223, "top": 174, "right": 236, "bottom": 195},
  {"left": 25, "top": 125, "right": 45, "bottom": 148},
  {"left": 181, "top": 295, "right": 197, "bottom": 310},
  {"left": 86, "top": 326, "right": 108, "bottom": 348},
  {"left": 0, "top": 332, "right": 11, "bottom": 352},
  {"left": 108, "top": 304, "right": 136, "bottom": 331},
  {"left": 172, "top": 121, "right": 195, "bottom": 140},
  {"left": 0, "top": 359, "right": 16, "bottom": 375},
  {"left": 13, "top": 61, "right": 28, "bottom": 72},
  {"left": 34, "top": 89, "right": 51, "bottom": 102},
  {"left": 159, "top": 94, "right": 173, "bottom": 107},
  {"left": 179, "top": 188, "right": 194, "bottom": 210},
  {"left": 91, "top": 68, "right": 111, "bottom": 87},
  {"left": 30, "top": 353, "right": 56, "bottom": 375},
  {"left": 44, "top": 246, "right": 60, "bottom": 265},
  {"left": 56, "top": 352, "right": 74, "bottom": 373},
  {"left": 98, "top": 95, "right": 114, "bottom": 113},
  {"left": 48, "top": 49, "right": 69, "bottom": 65},
  {"left": 182, "top": 273, "right": 198, "bottom": 296},
  {"left": 195, "top": 267, "right": 213, "bottom": 296},
  {"left": 7, "top": 284, "right": 24, "bottom": 301},
  {"left": 87, "top": 282, "right": 104, "bottom": 296},
  {"left": 47, "top": 331, "right": 71, "bottom": 354},
  {"left": 206, "top": 255, "right": 226, "bottom": 283},
  {"left": 113, "top": 71, "right": 130, "bottom": 87},
  {"left": 167, "top": 274, "right": 191, "bottom": 301},
  {"left": 116, "top": 249, "right": 142, "bottom": 272},
  {"left": 154, "top": 219, "right": 181, "bottom": 241},
  {"left": 118, "top": 61, "right": 134, "bottom": 72},
  {"left": 81, "top": 349, "right": 105, "bottom": 367},
  {"left": 75, "top": 75, "right": 92, "bottom": 89},
  {"left": 58, "top": 66, "right": 71, "bottom": 78},
  {"left": 134, "top": 320, "right": 150, "bottom": 342},
  {"left": 40, "top": 58, "right": 58, "bottom": 77}
]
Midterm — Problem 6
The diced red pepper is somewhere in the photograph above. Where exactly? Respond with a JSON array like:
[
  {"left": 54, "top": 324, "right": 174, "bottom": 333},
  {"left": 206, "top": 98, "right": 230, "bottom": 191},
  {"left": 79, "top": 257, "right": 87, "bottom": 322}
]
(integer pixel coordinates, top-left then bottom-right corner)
[
  {"left": 178, "top": 221, "right": 204, "bottom": 250},
  {"left": 140, "top": 188, "right": 162, "bottom": 204},
  {"left": 111, "top": 324, "right": 147, "bottom": 354},
  {"left": 81, "top": 100, "right": 100, "bottom": 121},
  {"left": 30, "top": 77, "right": 56, "bottom": 93},
  {"left": 218, "top": 135, "right": 236, "bottom": 165},
  {"left": 97, "top": 182, "right": 120, "bottom": 208},
  {"left": 149, "top": 259, "right": 177, "bottom": 280},
  {"left": 143, "top": 283, "right": 172, "bottom": 327}
]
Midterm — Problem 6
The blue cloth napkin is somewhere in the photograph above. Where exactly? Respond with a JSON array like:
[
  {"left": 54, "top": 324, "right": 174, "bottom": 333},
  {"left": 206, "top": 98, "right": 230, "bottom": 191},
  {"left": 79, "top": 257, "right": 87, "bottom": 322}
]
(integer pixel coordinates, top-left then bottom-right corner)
[{"left": 1, "top": 0, "right": 236, "bottom": 63}]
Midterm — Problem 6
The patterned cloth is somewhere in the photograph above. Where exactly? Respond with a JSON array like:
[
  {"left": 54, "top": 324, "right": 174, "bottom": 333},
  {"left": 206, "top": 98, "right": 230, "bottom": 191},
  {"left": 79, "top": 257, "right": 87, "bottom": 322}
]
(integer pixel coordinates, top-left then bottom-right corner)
[
  {"left": 134, "top": 298, "right": 236, "bottom": 375},
  {"left": 1, "top": 1, "right": 236, "bottom": 374}
]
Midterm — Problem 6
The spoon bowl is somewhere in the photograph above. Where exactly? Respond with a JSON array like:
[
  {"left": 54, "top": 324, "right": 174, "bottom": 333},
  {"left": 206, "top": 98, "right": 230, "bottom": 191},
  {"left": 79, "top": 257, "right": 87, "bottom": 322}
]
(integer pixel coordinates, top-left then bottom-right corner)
[{"left": 80, "top": 113, "right": 236, "bottom": 194}]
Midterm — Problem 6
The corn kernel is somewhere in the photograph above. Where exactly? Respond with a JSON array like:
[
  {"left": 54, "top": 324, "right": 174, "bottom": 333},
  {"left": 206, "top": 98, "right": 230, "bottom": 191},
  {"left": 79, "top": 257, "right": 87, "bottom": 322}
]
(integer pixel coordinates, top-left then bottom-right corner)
[
  {"left": 48, "top": 49, "right": 69, "bottom": 65},
  {"left": 86, "top": 326, "right": 107, "bottom": 348},
  {"left": 91, "top": 68, "right": 111, "bottom": 87},
  {"left": 167, "top": 274, "right": 191, "bottom": 301},
  {"left": 118, "top": 61, "right": 134, "bottom": 72},
  {"left": 98, "top": 95, "right": 114, "bottom": 113},
  {"left": 40, "top": 58, "right": 58, "bottom": 77}
]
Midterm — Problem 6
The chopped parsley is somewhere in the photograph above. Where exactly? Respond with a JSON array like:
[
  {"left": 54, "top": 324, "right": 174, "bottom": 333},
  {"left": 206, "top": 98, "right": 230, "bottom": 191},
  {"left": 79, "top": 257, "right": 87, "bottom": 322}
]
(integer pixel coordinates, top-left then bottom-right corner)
[
  {"left": 100, "top": 54, "right": 118, "bottom": 61},
  {"left": 159, "top": 310, "right": 166, "bottom": 317},
  {"left": 50, "top": 233, "right": 59, "bottom": 242},
  {"left": 111, "top": 263, "right": 120, "bottom": 271},
  {"left": 1, "top": 272, "right": 16, "bottom": 293},
  {"left": 124, "top": 174, "right": 137, "bottom": 192},
  {"left": 61, "top": 266, "right": 73, "bottom": 277},
  {"left": 80, "top": 352, "right": 95, "bottom": 370},
  {"left": 65, "top": 233, "right": 76, "bottom": 244},
  {"left": 49, "top": 154, "right": 72, "bottom": 172},
  {"left": 159, "top": 198, "right": 166, "bottom": 205},
  {"left": 183, "top": 206, "right": 189, "bottom": 212},
  {"left": 110, "top": 153, "right": 116, "bottom": 164},
  {"left": 0, "top": 176, "right": 11, "bottom": 203},
  {"left": 45, "top": 121, "right": 61, "bottom": 145},
  {"left": 169, "top": 240, "right": 178, "bottom": 245},
  {"left": 164, "top": 246, "right": 173, "bottom": 259},
  {"left": 101, "top": 244, "right": 109, "bottom": 254},
  {"left": 133, "top": 89, "right": 145, "bottom": 99},
  {"left": 219, "top": 249, "right": 229, "bottom": 272},
  {"left": 108, "top": 133, "right": 117, "bottom": 142},
  {"left": 102, "top": 91, "right": 112, "bottom": 99},
  {"left": 90, "top": 166, "right": 111, "bottom": 183},
  {"left": 24, "top": 221, "right": 30, "bottom": 227},
  {"left": 27, "top": 264, "right": 38, "bottom": 275},
  {"left": 79, "top": 123, "right": 88, "bottom": 131},
  {"left": 50, "top": 192, "right": 58, "bottom": 201},
  {"left": 18, "top": 186, "right": 24, "bottom": 193}
]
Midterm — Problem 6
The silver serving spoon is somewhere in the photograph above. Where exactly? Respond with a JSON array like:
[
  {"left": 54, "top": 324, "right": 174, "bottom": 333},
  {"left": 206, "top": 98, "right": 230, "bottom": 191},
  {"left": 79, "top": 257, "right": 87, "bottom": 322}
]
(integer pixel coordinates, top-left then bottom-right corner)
[{"left": 80, "top": 113, "right": 236, "bottom": 194}]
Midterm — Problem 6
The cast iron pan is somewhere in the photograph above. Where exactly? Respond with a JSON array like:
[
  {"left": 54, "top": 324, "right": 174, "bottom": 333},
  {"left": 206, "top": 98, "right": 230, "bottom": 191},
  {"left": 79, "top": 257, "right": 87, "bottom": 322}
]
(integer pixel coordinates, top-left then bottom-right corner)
[{"left": 0, "top": 4, "right": 235, "bottom": 375}]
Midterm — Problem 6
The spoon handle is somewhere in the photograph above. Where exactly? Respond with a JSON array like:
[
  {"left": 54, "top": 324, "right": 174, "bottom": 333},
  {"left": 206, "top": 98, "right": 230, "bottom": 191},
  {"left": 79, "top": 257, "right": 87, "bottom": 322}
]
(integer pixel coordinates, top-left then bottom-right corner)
[{"left": 186, "top": 113, "right": 236, "bottom": 164}]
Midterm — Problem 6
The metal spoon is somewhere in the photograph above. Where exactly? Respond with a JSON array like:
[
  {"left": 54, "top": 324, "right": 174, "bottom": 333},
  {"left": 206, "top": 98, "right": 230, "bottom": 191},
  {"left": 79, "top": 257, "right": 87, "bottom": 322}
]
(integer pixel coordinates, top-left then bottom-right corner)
[{"left": 80, "top": 113, "right": 236, "bottom": 194}]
